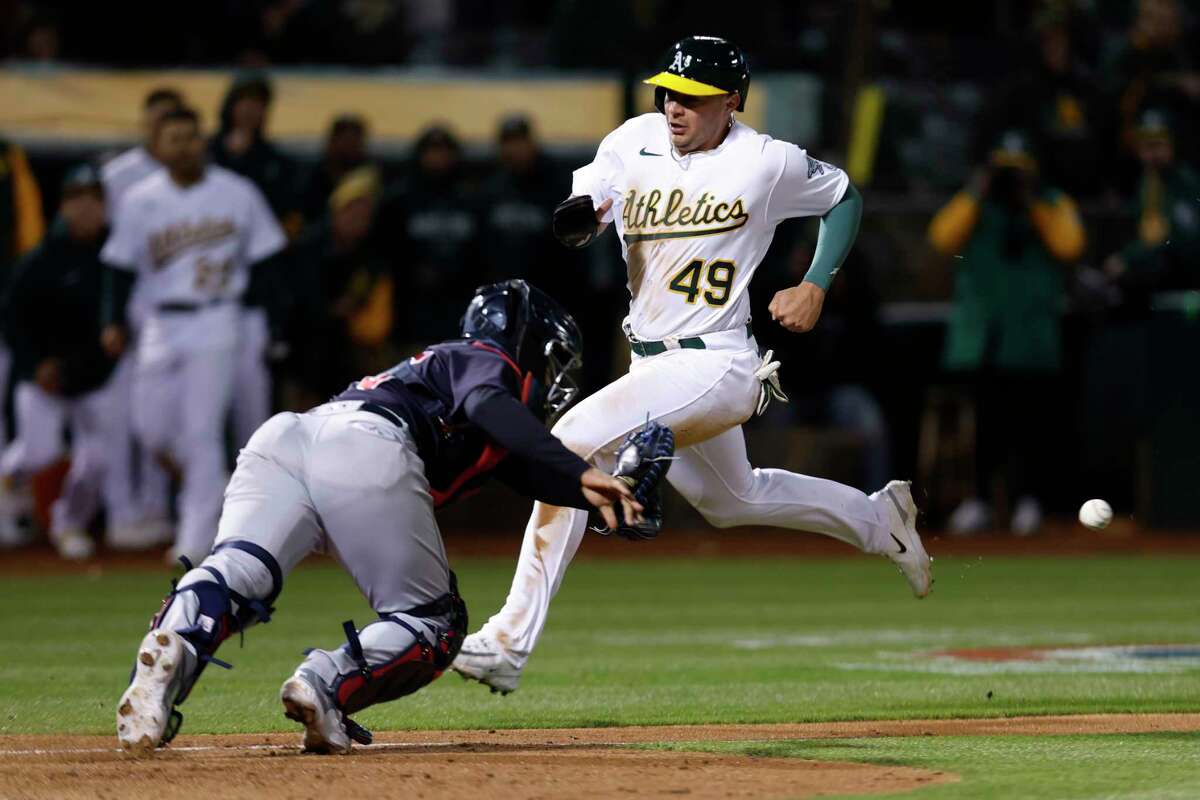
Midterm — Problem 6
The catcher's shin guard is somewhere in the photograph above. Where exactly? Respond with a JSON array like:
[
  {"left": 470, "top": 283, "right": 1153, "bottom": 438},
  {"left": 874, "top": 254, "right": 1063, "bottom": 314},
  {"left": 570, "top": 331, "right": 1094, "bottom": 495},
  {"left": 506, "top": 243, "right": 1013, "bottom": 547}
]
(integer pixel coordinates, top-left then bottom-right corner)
[
  {"left": 299, "top": 576, "right": 468, "bottom": 743},
  {"left": 138, "top": 540, "right": 283, "bottom": 740}
]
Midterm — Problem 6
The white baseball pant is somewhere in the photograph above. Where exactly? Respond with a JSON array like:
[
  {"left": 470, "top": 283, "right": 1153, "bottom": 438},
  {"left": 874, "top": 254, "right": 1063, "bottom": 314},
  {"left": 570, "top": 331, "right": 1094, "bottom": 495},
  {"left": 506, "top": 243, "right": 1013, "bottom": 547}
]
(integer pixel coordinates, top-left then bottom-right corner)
[
  {"left": 131, "top": 348, "right": 235, "bottom": 560},
  {"left": 0, "top": 376, "right": 138, "bottom": 533},
  {"left": 233, "top": 307, "right": 272, "bottom": 449},
  {"left": 111, "top": 354, "right": 171, "bottom": 527},
  {"left": 479, "top": 329, "right": 896, "bottom": 666}
]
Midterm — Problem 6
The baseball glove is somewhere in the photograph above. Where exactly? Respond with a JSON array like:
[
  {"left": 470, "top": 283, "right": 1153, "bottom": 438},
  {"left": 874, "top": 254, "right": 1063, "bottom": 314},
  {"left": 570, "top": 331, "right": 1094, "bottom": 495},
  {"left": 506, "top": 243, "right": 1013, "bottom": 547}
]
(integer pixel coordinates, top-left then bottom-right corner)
[
  {"left": 597, "top": 420, "right": 675, "bottom": 541},
  {"left": 552, "top": 195, "right": 601, "bottom": 249}
]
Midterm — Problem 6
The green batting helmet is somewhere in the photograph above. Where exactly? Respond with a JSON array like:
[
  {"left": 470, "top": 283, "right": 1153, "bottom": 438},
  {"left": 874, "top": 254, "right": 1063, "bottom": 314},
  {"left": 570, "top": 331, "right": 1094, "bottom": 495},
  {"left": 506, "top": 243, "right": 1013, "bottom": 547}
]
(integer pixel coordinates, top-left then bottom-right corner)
[{"left": 644, "top": 35, "right": 750, "bottom": 113}]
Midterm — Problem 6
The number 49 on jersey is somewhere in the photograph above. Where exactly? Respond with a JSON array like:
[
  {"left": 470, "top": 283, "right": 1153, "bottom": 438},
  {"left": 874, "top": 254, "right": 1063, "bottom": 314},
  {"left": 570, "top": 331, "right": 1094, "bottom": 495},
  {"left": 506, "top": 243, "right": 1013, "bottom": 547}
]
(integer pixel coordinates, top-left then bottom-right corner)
[{"left": 668, "top": 258, "right": 736, "bottom": 306}]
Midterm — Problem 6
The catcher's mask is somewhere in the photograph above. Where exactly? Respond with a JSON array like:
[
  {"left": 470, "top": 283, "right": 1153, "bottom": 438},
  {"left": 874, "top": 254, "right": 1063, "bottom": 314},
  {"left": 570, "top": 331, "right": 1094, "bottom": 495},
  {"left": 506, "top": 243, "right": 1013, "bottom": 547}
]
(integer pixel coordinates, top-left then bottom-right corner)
[{"left": 461, "top": 279, "right": 583, "bottom": 424}]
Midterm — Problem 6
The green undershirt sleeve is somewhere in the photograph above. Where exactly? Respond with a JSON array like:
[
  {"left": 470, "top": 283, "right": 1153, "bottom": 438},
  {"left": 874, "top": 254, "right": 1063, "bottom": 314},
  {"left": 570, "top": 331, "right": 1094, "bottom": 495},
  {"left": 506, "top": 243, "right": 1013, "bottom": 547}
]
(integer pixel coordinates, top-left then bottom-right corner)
[{"left": 802, "top": 182, "right": 863, "bottom": 291}]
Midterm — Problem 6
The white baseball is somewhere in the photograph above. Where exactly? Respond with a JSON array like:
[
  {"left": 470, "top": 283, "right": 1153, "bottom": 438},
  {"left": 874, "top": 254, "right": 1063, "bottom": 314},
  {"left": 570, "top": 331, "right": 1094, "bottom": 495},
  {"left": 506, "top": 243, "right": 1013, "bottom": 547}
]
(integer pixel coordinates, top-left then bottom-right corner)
[{"left": 1078, "top": 499, "right": 1113, "bottom": 530}]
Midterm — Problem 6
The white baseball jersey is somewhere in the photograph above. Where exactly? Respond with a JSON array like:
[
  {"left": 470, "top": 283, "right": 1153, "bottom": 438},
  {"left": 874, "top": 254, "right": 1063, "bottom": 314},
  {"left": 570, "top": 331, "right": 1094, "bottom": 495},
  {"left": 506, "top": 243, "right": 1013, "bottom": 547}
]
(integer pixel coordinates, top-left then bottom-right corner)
[
  {"left": 572, "top": 113, "right": 848, "bottom": 341},
  {"left": 102, "top": 165, "right": 285, "bottom": 364},
  {"left": 101, "top": 146, "right": 162, "bottom": 216},
  {"left": 102, "top": 146, "right": 165, "bottom": 328}
]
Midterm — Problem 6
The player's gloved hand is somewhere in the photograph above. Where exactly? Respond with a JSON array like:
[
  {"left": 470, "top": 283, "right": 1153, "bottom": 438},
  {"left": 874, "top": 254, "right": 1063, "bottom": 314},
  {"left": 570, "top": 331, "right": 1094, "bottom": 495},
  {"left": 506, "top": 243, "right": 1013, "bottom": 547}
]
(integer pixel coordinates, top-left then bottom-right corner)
[
  {"left": 754, "top": 349, "right": 790, "bottom": 416},
  {"left": 580, "top": 468, "right": 643, "bottom": 531},
  {"left": 594, "top": 420, "right": 675, "bottom": 541},
  {"left": 553, "top": 195, "right": 605, "bottom": 249}
]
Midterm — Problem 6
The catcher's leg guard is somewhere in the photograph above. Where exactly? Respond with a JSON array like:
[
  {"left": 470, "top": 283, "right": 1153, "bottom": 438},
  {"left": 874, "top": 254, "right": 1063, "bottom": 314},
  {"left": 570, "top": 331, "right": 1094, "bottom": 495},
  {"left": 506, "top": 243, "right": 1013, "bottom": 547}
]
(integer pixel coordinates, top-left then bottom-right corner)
[
  {"left": 135, "top": 540, "right": 282, "bottom": 740},
  {"left": 290, "top": 580, "right": 467, "bottom": 745}
]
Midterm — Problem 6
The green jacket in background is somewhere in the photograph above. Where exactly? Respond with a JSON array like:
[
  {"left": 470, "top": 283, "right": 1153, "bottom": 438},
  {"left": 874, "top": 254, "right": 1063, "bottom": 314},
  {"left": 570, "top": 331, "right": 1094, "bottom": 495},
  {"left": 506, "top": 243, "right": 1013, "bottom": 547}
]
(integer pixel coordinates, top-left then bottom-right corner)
[{"left": 930, "top": 188, "right": 1083, "bottom": 373}]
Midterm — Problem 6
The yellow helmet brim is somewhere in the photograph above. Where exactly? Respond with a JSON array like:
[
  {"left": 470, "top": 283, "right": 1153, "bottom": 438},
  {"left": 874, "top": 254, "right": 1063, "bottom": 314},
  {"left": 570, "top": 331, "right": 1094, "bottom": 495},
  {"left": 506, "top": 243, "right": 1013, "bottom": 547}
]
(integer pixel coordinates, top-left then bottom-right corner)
[{"left": 642, "top": 71, "right": 729, "bottom": 97}]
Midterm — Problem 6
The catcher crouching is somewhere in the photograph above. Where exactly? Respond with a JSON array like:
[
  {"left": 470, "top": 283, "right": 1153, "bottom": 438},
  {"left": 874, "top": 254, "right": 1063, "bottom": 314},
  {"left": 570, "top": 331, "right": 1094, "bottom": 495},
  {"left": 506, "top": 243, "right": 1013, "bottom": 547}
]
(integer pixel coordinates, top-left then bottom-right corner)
[{"left": 116, "top": 280, "right": 669, "bottom": 755}]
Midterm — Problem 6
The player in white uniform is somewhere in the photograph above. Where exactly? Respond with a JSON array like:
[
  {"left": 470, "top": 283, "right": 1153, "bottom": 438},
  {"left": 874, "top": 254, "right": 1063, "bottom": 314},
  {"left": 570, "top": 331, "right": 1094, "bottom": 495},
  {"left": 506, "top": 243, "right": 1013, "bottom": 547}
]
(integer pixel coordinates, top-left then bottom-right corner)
[
  {"left": 102, "top": 89, "right": 185, "bottom": 211},
  {"left": 100, "top": 87, "right": 186, "bottom": 550},
  {"left": 0, "top": 165, "right": 145, "bottom": 560},
  {"left": 453, "top": 36, "right": 933, "bottom": 694},
  {"left": 102, "top": 107, "right": 286, "bottom": 564}
]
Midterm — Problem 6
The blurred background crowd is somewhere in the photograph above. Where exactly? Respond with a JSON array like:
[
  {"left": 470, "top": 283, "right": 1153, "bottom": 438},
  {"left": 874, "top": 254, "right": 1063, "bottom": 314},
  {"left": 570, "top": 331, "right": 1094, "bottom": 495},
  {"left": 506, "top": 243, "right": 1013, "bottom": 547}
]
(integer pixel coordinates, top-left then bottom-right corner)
[{"left": 1, "top": 0, "right": 1198, "bottom": 562}]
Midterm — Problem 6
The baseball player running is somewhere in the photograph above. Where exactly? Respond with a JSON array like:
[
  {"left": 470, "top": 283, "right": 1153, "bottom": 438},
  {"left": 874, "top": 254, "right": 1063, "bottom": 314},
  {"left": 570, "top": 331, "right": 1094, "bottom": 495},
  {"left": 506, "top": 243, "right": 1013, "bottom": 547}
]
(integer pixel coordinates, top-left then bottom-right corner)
[
  {"left": 116, "top": 281, "right": 659, "bottom": 755},
  {"left": 102, "top": 107, "right": 286, "bottom": 564},
  {"left": 453, "top": 35, "right": 932, "bottom": 695}
]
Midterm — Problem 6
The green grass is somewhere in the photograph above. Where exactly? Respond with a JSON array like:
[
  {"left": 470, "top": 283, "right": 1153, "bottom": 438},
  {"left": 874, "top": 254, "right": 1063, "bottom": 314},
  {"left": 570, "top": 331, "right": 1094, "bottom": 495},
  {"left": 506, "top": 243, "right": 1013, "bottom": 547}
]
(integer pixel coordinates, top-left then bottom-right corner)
[
  {"left": 646, "top": 732, "right": 1200, "bottom": 799},
  {"left": 1, "top": 555, "right": 1198, "bottom": 736}
]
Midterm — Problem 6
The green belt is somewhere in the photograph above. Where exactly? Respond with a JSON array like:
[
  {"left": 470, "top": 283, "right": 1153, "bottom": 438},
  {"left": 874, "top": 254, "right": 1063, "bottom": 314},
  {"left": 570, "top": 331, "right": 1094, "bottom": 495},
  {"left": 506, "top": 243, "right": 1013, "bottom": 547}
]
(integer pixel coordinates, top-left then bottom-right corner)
[{"left": 630, "top": 322, "right": 753, "bottom": 357}]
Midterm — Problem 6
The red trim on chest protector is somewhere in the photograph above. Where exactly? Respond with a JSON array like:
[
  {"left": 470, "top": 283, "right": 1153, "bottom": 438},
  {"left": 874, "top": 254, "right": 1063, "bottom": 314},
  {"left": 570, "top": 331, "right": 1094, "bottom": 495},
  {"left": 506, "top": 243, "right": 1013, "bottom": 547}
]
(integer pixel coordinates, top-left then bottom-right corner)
[
  {"left": 467, "top": 340, "right": 534, "bottom": 403},
  {"left": 427, "top": 341, "right": 533, "bottom": 507},
  {"left": 430, "top": 441, "right": 508, "bottom": 507},
  {"left": 468, "top": 341, "right": 522, "bottom": 377}
]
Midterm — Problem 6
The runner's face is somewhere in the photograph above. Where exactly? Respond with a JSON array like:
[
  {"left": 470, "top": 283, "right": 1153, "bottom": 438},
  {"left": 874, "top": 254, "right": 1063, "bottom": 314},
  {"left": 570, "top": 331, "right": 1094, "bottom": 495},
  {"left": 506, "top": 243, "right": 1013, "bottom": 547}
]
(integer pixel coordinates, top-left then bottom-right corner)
[{"left": 663, "top": 91, "right": 736, "bottom": 154}]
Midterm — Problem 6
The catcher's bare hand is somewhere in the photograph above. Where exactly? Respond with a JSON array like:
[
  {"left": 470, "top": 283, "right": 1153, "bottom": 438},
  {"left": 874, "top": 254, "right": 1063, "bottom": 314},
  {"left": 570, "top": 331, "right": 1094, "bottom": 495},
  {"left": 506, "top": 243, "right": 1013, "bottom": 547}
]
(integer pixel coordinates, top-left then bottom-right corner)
[
  {"left": 769, "top": 282, "right": 826, "bottom": 333},
  {"left": 581, "top": 467, "right": 643, "bottom": 530}
]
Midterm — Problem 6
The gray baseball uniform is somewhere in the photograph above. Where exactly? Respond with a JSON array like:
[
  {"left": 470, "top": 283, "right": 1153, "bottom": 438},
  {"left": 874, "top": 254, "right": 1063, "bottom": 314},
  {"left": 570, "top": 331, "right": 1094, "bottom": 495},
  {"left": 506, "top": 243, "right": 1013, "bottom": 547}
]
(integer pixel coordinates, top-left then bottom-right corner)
[{"left": 141, "top": 339, "right": 594, "bottom": 740}]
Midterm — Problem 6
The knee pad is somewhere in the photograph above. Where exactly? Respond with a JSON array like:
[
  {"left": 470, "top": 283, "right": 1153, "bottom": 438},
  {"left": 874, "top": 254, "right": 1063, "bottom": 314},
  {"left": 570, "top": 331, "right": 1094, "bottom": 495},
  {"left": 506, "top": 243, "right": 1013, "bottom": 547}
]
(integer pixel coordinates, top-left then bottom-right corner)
[{"left": 149, "top": 540, "right": 283, "bottom": 702}]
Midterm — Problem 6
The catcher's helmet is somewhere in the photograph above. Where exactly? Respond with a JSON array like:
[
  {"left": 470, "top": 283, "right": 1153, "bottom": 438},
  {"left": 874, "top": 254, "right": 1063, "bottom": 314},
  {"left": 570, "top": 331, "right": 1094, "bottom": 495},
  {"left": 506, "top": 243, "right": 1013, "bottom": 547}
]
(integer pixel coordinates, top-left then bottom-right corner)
[
  {"left": 644, "top": 35, "right": 750, "bottom": 113},
  {"left": 461, "top": 280, "right": 583, "bottom": 423}
]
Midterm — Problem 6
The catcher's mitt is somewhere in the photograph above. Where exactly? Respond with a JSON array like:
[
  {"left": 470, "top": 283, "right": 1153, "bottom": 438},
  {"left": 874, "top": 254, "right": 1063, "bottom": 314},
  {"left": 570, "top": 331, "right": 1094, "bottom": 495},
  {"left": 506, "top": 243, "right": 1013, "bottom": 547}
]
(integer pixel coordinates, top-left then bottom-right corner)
[
  {"left": 552, "top": 195, "right": 601, "bottom": 249},
  {"left": 597, "top": 420, "right": 675, "bottom": 541}
]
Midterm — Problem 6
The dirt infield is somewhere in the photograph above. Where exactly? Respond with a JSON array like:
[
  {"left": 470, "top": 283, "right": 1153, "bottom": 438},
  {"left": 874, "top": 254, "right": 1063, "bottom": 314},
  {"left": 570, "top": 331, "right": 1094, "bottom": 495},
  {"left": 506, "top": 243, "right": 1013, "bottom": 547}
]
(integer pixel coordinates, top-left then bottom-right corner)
[{"left": 3, "top": 714, "right": 1196, "bottom": 800}]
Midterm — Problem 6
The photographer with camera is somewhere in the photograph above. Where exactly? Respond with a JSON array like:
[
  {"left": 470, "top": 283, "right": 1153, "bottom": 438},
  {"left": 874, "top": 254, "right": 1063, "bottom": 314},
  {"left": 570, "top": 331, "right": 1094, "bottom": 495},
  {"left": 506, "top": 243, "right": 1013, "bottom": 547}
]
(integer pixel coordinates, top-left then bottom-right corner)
[{"left": 928, "top": 130, "right": 1086, "bottom": 535}]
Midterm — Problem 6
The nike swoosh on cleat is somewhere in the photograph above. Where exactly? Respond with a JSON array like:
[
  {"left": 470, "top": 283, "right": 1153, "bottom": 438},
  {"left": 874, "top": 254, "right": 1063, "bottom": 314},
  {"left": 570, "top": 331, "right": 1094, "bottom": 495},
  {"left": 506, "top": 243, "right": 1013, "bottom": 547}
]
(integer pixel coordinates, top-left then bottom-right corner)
[
  {"left": 890, "top": 533, "right": 908, "bottom": 554},
  {"left": 886, "top": 487, "right": 909, "bottom": 524},
  {"left": 639, "top": 147, "right": 663, "bottom": 157}
]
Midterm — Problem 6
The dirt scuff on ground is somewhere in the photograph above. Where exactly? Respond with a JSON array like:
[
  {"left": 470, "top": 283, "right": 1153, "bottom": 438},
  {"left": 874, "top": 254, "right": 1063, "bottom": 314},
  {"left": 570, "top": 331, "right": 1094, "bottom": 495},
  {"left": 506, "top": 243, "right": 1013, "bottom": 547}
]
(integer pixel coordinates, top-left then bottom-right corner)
[
  {"left": 0, "top": 745, "right": 950, "bottom": 800},
  {"left": 4, "top": 714, "right": 1198, "bottom": 800}
]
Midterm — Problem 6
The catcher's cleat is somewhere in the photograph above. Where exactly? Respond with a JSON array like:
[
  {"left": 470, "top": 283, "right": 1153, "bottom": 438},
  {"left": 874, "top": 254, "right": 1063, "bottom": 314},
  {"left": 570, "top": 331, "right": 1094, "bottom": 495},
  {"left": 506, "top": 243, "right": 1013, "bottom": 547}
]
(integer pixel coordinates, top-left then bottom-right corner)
[
  {"left": 872, "top": 480, "right": 933, "bottom": 599},
  {"left": 280, "top": 668, "right": 352, "bottom": 755},
  {"left": 450, "top": 631, "right": 522, "bottom": 695},
  {"left": 116, "top": 629, "right": 193, "bottom": 756}
]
